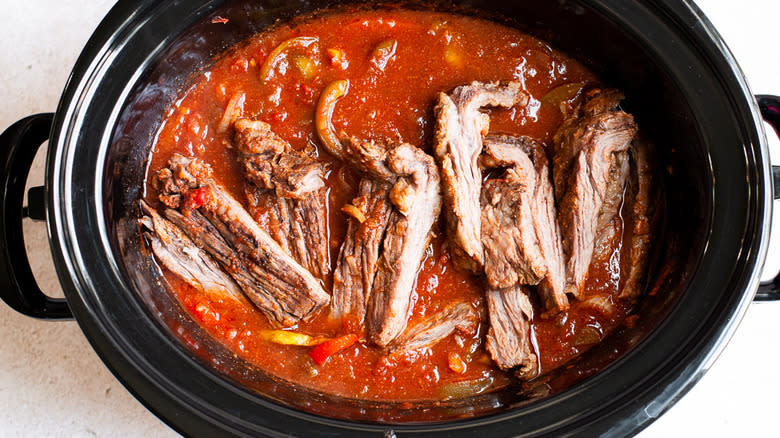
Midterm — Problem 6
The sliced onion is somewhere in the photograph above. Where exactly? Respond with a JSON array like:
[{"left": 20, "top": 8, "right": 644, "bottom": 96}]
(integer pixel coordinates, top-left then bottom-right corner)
[
  {"left": 572, "top": 325, "right": 602, "bottom": 347},
  {"left": 216, "top": 92, "right": 245, "bottom": 134},
  {"left": 315, "top": 79, "right": 350, "bottom": 159},
  {"left": 439, "top": 375, "right": 494, "bottom": 400},
  {"left": 540, "top": 82, "right": 584, "bottom": 105},
  {"left": 581, "top": 295, "right": 615, "bottom": 316},
  {"left": 259, "top": 36, "right": 319, "bottom": 81}
]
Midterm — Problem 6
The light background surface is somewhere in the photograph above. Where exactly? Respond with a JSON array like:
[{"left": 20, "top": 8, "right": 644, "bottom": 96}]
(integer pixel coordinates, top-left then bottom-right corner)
[{"left": 0, "top": 1, "right": 778, "bottom": 436}]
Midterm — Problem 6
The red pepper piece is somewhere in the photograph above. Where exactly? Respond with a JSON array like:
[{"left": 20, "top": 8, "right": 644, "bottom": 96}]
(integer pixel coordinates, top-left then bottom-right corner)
[
  {"left": 309, "top": 334, "right": 358, "bottom": 365},
  {"left": 183, "top": 186, "right": 210, "bottom": 211},
  {"left": 294, "top": 83, "right": 316, "bottom": 105}
]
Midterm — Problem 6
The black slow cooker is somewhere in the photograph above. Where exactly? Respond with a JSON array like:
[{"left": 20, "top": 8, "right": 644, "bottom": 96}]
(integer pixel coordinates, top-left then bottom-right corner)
[{"left": 1, "top": 0, "right": 779, "bottom": 436}]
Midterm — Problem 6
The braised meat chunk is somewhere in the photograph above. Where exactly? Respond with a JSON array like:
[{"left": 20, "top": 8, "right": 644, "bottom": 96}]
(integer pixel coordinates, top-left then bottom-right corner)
[
  {"left": 480, "top": 135, "right": 569, "bottom": 314},
  {"left": 485, "top": 285, "right": 538, "bottom": 379},
  {"left": 367, "top": 143, "right": 442, "bottom": 346},
  {"left": 235, "top": 118, "right": 324, "bottom": 198},
  {"left": 157, "top": 154, "right": 330, "bottom": 326},
  {"left": 387, "top": 302, "right": 479, "bottom": 355},
  {"left": 481, "top": 137, "right": 545, "bottom": 288},
  {"left": 331, "top": 136, "right": 441, "bottom": 347},
  {"left": 622, "top": 138, "right": 654, "bottom": 300},
  {"left": 248, "top": 194, "right": 330, "bottom": 279},
  {"left": 139, "top": 201, "right": 246, "bottom": 306},
  {"left": 330, "top": 179, "right": 393, "bottom": 329},
  {"left": 234, "top": 118, "right": 330, "bottom": 279},
  {"left": 552, "top": 89, "right": 637, "bottom": 297},
  {"left": 163, "top": 207, "right": 304, "bottom": 326},
  {"left": 434, "top": 81, "right": 528, "bottom": 273}
]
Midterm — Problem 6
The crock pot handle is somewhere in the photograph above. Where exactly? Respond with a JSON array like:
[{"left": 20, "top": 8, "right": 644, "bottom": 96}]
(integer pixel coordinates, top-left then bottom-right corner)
[
  {"left": 0, "top": 113, "right": 72, "bottom": 319},
  {"left": 755, "top": 95, "right": 780, "bottom": 300}
]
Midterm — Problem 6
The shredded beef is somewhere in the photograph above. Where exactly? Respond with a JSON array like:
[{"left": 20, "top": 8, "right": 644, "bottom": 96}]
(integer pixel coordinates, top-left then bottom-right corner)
[
  {"left": 485, "top": 285, "right": 538, "bottom": 379},
  {"left": 234, "top": 118, "right": 330, "bottom": 279},
  {"left": 330, "top": 179, "right": 393, "bottom": 329},
  {"left": 552, "top": 89, "right": 637, "bottom": 297},
  {"left": 330, "top": 136, "right": 441, "bottom": 347},
  {"left": 433, "top": 81, "right": 528, "bottom": 273},
  {"left": 622, "top": 138, "right": 654, "bottom": 299},
  {"left": 387, "top": 303, "right": 479, "bottom": 355},
  {"left": 139, "top": 201, "right": 246, "bottom": 306},
  {"left": 480, "top": 135, "right": 569, "bottom": 315}
]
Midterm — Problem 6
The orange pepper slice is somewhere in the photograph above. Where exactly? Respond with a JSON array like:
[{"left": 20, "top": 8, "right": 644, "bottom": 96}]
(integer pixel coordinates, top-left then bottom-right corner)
[{"left": 309, "top": 333, "right": 358, "bottom": 365}]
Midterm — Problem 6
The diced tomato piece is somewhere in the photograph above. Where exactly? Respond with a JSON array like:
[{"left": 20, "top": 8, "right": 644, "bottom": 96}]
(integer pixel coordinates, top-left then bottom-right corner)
[
  {"left": 295, "top": 83, "right": 316, "bottom": 105},
  {"left": 194, "top": 303, "right": 209, "bottom": 318},
  {"left": 309, "top": 334, "right": 358, "bottom": 365},
  {"left": 183, "top": 187, "right": 210, "bottom": 211},
  {"left": 194, "top": 302, "right": 219, "bottom": 325}
]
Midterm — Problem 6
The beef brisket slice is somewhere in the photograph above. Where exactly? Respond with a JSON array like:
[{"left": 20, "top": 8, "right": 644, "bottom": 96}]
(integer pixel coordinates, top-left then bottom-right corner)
[
  {"left": 330, "top": 179, "right": 393, "bottom": 328},
  {"left": 332, "top": 137, "right": 441, "bottom": 347},
  {"left": 235, "top": 118, "right": 324, "bottom": 198},
  {"left": 366, "top": 143, "right": 442, "bottom": 347},
  {"left": 164, "top": 208, "right": 301, "bottom": 326},
  {"left": 480, "top": 135, "right": 568, "bottom": 314},
  {"left": 433, "top": 81, "right": 528, "bottom": 273},
  {"left": 485, "top": 285, "right": 538, "bottom": 379},
  {"left": 589, "top": 152, "right": 630, "bottom": 281},
  {"left": 481, "top": 142, "right": 544, "bottom": 286},
  {"left": 158, "top": 154, "right": 330, "bottom": 326},
  {"left": 387, "top": 303, "right": 479, "bottom": 355},
  {"left": 552, "top": 89, "right": 637, "bottom": 297},
  {"left": 234, "top": 118, "right": 330, "bottom": 279},
  {"left": 140, "top": 201, "right": 246, "bottom": 306},
  {"left": 622, "top": 138, "right": 654, "bottom": 299},
  {"left": 329, "top": 136, "right": 397, "bottom": 330}
]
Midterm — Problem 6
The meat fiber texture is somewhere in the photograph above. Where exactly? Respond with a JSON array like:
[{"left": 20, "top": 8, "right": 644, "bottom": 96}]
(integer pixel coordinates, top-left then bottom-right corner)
[
  {"left": 552, "top": 89, "right": 637, "bottom": 298},
  {"left": 155, "top": 154, "right": 330, "bottom": 327},
  {"left": 433, "top": 81, "right": 528, "bottom": 273},
  {"left": 480, "top": 135, "right": 568, "bottom": 315},
  {"left": 234, "top": 118, "right": 330, "bottom": 280},
  {"left": 330, "top": 136, "right": 442, "bottom": 347},
  {"left": 485, "top": 285, "right": 538, "bottom": 379}
]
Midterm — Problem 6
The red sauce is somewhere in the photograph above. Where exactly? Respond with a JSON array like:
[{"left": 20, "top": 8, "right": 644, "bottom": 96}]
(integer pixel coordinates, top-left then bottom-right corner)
[{"left": 145, "top": 9, "right": 635, "bottom": 401}]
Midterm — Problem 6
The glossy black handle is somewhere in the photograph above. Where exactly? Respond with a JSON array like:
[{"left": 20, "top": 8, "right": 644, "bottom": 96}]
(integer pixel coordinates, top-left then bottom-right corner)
[
  {"left": 0, "top": 114, "right": 71, "bottom": 318},
  {"left": 755, "top": 95, "right": 780, "bottom": 300}
]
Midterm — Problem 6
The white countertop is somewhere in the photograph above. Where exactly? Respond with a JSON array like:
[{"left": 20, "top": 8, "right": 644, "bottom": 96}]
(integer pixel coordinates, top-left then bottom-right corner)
[{"left": 1, "top": 1, "right": 779, "bottom": 436}]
